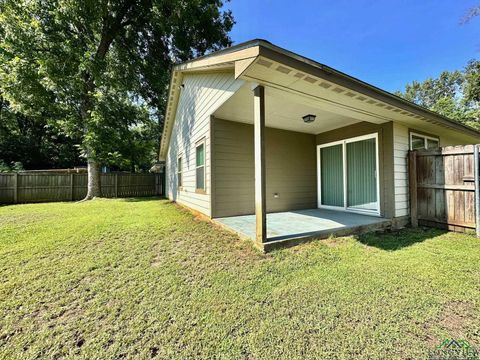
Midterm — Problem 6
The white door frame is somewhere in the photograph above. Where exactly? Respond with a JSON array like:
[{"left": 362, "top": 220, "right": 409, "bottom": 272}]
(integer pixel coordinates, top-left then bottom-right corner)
[{"left": 316, "top": 132, "right": 381, "bottom": 216}]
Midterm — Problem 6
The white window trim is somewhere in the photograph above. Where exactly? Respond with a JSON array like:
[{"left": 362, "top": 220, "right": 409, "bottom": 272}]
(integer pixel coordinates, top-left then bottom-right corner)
[
  {"left": 195, "top": 139, "right": 206, "bottom": 191},
  {"left": 409, "top": 132, "right": 439, "bottom": 150},
  {"left": 177, "top": 155, "right": 183, "bottom": 189},
  {"left": 316, "top": 132, "right": 381, "bottom": 216}
]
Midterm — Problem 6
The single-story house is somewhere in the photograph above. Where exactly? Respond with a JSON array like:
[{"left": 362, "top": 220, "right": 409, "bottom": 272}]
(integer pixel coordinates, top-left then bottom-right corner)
[{"left": 158, "top": 39, "right": 480, "bottom": 251}]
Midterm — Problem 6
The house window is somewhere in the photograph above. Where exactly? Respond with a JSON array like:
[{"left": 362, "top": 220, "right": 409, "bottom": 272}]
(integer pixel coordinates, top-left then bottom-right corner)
[
  {"left": 410, "top": 132, "right": 439, "bottom": 150},
  {"left": 195, "top": 141, "right": 205, "bottom": 191},
  {"left": 177, "top": 156, "right": 182, "bottom": 188}
]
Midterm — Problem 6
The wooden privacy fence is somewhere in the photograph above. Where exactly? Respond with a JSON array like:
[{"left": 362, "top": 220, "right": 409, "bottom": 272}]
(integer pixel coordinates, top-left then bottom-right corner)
[
  {"left": 409, "top": 145, "right": 479, "bottom": 233},
  {"left": 0, "top": 172, "right": 164, "bottom": 204}
]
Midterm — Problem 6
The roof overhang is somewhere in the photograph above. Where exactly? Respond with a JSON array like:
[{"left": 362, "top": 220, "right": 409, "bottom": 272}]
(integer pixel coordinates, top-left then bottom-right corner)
[
  {"left": 158, "top": 41, "right": 262, "bottom": 160},
  {"left": 159, "top": 39, "right": 480, "bottom": 160}
]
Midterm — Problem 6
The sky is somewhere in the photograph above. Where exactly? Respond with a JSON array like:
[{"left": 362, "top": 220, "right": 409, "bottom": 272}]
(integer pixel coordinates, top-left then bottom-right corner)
[{"left": 224, "top": 0, "right": 480, "bottom": 93}]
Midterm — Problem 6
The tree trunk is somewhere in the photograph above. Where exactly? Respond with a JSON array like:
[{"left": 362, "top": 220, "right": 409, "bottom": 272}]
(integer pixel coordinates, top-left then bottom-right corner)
[
  {"left": 81, "top": 7, "right": 132, "bottom": 200},
  {"left": 85, "top": 157, "right": 102, "bottom": 199}
]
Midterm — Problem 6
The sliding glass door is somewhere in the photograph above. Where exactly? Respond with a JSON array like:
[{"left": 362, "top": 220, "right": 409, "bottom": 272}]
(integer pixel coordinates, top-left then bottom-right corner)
[
  {"left": 346, "top": 137, "right": 377, "bottom": 211},
  {"left": 317, "top": 134, "right": 379, "bottom": 214},
  {"left": 320, "top": 144, "right": 344, "bottom": 207}
]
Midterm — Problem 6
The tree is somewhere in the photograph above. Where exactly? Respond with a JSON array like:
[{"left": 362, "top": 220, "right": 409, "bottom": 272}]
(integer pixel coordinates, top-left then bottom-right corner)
[
  {"left": 464, "top": 59, "right": 480, "bottom": 105},
  {"left": 460, "top": 4, "right": 480, "bottom": 111},
  {"left": 0, "top": 0, "right": 233, "bottom": 199},
  {"left": 0, "top": 95, "right": 160, "bottom": 172},
  {"left": 395, "top": 60, "right": 480, "bottom": 129},
  {"left": 0, "top": 96, "right": 83, "bottom": 170}
]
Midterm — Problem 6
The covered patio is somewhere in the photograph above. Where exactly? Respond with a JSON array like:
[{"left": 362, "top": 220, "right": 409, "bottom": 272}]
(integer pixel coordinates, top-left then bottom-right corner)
[
  {"left": 210, "top": 67, "right": 395, "bottom": 250},
  {"left": 208, "top": 46, "right": 400, "bottom": 251},
  {"left": 215, "top": 209, "right": 392, "bottom": 251}
]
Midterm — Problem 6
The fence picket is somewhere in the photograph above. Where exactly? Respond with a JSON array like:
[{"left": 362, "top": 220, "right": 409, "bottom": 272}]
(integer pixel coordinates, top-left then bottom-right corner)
[
  {"left": 411, "top": 145, "right": 478, "bottom": 233},
  {"left": 0, "top": 172, "right": 163, "bottom": 204},
  {"left": 13, "top": 173, "right": 18, "bottom": 204}
]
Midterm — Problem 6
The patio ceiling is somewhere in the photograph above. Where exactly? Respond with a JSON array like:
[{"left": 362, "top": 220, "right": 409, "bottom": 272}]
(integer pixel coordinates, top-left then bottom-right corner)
[{"left": 214, "top": 82, "right": 369, "bottom": 134}]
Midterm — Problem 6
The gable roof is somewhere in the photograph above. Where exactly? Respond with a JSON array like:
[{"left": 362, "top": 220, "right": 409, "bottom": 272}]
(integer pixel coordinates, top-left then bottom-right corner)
[{"left": 159, "top": 39, "right": 480, "bottom": 160}]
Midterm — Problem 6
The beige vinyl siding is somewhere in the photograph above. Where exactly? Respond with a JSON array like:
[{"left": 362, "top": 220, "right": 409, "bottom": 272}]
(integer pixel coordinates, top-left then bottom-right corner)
[
  {"left": 393, "top": 123, "right": 409, "bottom": 217},
  {"left": 212, "top": 119, "right": 317, "bottom": 218},
  {"left": 166, "top": 72, "right": 244, "bottom": 216},
  {"left": 439, "top": 133, "right": 472, "bottom": 147}
]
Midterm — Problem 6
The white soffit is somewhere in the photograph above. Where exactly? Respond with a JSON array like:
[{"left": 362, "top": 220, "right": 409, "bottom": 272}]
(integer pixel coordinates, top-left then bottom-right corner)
[
  {"left": 239, "top": 56, "right": 464, "bottom": 132},
  {"left": 214, "top": 83, "right": 362, "bottom": 135}
]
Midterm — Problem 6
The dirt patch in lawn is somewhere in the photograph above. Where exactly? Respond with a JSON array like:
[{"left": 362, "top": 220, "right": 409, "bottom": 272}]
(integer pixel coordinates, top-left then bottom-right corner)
[
  {"left": 323, "top": 237, "right": 349, "bottom": 248},
  {"left": 425, "top": 300, "right": 475, "bottom": 347},
  {"left": 439, "top": 301, "right": 474, "bottom": 337}
]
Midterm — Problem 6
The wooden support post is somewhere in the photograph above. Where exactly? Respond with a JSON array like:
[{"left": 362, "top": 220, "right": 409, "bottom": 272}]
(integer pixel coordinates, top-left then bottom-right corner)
[
  {"left": 114, "top": 173, "right": 118, "bottom": 198},
  {"left": 408, "top": 150, "right": 418, "bottom": 228},
  {"left": 70, "top": 173, "right": 74, "bottom": 201},
  {"left": 253, "top": 84, "right": 267, "bottom": 245},
  {"left": 13, "top": 173, "right": 18, "bottom": 204}
]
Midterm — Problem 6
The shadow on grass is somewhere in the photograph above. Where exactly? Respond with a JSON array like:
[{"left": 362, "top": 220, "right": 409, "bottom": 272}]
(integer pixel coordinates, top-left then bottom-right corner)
[
  {"left": 355, "top": 227, "right": 448, "bottom": 251},
  {"left": 120, "top": 196, "right": 167, "bottom": 202}
]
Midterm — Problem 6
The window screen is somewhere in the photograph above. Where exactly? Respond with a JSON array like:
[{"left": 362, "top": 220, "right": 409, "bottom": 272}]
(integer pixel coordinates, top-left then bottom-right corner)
[
  {"left": 196, "top": 143, "right": 205, "bottom": 190},
  {"left": 177, "top": 157, "right": 182, "bottom": 188},
  {"left": 411, "top": 133, "right": 439, "bottom": 150},
  {"left": 427, "top": 138, "right": 439, "bottom": 149},
  {"left": 411, "top": 135, "right": 425, "bottom": 150}
]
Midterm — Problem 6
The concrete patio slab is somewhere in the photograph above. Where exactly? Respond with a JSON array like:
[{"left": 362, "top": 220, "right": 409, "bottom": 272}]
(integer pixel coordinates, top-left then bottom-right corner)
[{"left": 214, "top": 208, "right": 392, "bottom": 251}]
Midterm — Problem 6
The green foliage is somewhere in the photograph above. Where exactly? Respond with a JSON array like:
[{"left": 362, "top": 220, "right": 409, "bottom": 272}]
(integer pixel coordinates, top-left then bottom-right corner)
[
  {"left": 464, "top": 59, "right": 480, "bottom": 104},
  {"left": 0, "top": 199, "right": 479, "bottom": 358},
  {"left": 396, "top": 60, "right": 480, "bottom": 129},
  {"left": 0, "top": 98, "right": 82, "bottom": 169},
  {"left": 0, "top": 160, "right": 23, "bottom": 172},
  {"left": 0, "top": 0, "right": 233, "bottom": 170}
]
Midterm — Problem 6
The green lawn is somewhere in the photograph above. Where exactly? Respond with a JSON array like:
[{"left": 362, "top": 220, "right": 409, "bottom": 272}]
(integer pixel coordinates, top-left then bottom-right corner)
[{"left": 1, "top": 199, "right": 479, "bottom": 359}]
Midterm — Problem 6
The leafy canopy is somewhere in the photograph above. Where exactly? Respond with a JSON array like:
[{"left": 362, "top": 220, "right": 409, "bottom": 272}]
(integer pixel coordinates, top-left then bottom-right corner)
[
  {"left": 0, "top": 0, "right": 233, "bottom": 168},
  {"left": 0, "top": 98, "right": 82, "bottom": 170},
  {"left": 395, "top": 60, "right": 480, "bottom": 129}
]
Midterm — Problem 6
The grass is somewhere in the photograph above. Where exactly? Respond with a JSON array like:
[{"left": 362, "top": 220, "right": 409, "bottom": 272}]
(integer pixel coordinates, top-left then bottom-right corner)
[{"left": 0, "top": 198, "right": 479, "bottom": 359}]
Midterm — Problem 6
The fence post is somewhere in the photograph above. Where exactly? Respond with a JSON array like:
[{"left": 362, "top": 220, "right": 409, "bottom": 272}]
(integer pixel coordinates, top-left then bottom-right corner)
[
  {"left": 13, "top": 173, "right": 18, "bottom": 204},
  {"left": 408, "top": 151, "right": 418, "bottom": 228},
  {"left": 474, "top": 145, "right": 480, "bottom": 237},
  {"left": 70, "top": 173, "right": 74, "bottom": 201},
  {"left": 114, "top": 173, "right": 118, "bottom": 198}
]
